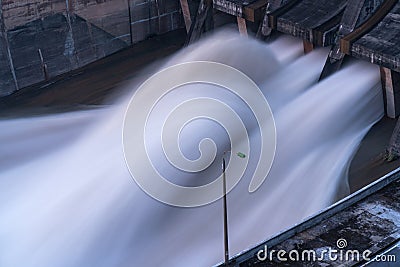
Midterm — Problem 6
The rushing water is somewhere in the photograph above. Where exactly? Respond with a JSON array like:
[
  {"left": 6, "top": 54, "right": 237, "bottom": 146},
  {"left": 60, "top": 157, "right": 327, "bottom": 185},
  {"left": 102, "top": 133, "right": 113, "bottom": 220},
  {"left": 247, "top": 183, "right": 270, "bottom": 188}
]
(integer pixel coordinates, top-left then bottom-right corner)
[{"left": 0, "top": 30, "right": 384, "bottom": 267}]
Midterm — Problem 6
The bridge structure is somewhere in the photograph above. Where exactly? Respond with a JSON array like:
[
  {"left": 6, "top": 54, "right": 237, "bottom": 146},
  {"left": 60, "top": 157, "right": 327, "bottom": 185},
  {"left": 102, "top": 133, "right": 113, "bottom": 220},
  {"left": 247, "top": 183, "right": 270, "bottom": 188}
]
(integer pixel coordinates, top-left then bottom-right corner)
[{"left": 181, "top": 0, "right": 400, "bottom": 158}]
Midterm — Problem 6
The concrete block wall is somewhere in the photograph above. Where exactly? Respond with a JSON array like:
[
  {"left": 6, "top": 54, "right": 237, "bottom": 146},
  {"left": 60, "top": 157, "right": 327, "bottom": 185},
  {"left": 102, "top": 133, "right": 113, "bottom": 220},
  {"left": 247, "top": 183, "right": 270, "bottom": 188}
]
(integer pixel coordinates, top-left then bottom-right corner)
[
  {"left": 130, "top": 0, "right": 182, "bottom": 42},
  {"left": 0, "top": 0, "right": 184, "bottom": 97},
  {"left": 0, "top": 5, "right": 17, "bottom": 96}
]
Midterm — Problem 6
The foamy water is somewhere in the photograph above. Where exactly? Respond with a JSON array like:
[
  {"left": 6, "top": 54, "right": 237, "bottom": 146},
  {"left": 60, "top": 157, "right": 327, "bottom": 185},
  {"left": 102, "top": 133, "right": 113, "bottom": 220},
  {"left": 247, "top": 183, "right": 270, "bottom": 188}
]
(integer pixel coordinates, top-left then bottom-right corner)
[{"left": 0, "top": 30, "right": 384, "bottom": 267}]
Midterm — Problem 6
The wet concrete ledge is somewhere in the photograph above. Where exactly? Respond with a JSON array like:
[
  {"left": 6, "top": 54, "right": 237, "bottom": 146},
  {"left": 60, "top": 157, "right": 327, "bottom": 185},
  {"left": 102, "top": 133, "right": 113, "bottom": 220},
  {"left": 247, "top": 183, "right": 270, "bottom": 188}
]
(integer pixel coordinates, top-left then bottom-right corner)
[{"left": 220, "top": 167, "right": 400, "bottom": 266}]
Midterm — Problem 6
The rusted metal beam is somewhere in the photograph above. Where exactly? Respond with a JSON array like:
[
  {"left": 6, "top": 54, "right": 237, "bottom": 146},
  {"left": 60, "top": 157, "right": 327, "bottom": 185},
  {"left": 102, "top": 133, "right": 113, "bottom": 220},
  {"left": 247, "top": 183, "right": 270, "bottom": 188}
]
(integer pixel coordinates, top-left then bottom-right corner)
[
  {"left": 303, "top": 40, "right": 313, "bottom": 54},
  {"left": 180, "top": 0, "right": 193, "bottom": 32},
  {"left": 243, "top": 0, "right": 267, "bottom": 22},
  {"left": 237, "top": 16, "right": 248, "bottom": 36},
  {"left": 381, "top": 67, "right": 400, "bottom": 119}
]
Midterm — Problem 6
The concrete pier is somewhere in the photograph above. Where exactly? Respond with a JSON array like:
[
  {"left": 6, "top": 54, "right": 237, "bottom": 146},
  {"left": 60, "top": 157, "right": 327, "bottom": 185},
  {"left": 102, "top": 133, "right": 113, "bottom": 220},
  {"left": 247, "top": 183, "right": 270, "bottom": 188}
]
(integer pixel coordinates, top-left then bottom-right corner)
[{"left": 268, "top": 0, "right": 347, "bottom": 47}]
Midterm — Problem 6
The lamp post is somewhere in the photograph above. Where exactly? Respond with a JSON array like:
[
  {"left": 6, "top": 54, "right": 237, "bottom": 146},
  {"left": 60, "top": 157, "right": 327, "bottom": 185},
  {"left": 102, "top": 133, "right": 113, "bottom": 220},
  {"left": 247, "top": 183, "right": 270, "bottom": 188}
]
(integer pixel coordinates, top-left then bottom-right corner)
[{"left": 222, "top": 151, "right": 246, "bottom": 266}]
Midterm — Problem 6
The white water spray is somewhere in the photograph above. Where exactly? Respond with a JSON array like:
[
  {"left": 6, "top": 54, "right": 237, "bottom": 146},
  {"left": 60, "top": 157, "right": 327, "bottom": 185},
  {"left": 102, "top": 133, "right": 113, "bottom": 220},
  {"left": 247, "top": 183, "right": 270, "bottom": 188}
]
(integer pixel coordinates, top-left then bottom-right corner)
[{"left": 0, "top": 30, "right": 383, "bottom": 267}]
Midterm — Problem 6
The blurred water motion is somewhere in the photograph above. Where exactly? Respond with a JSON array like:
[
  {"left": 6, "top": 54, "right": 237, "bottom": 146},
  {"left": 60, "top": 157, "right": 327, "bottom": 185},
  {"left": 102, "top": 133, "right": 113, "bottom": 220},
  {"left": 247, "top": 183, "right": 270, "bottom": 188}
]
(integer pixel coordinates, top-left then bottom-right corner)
[{"left": 0, "top": 30, "right": 384, "bottom": 267}]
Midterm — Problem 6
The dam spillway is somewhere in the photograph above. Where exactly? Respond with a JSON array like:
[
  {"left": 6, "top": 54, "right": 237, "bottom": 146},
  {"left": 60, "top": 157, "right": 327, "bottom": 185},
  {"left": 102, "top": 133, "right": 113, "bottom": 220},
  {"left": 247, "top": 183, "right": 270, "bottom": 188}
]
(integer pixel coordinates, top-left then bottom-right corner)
[{"left": 1, "top": 1, "right": 400, "bottom": 266}]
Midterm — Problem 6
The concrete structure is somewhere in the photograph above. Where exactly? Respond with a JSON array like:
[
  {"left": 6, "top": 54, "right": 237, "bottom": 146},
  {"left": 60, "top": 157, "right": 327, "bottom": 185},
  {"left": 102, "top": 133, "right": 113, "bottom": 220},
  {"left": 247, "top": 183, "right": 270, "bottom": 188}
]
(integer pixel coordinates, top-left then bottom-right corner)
[
  {"left": 183, "top": 4, "right": 400, "bottom": 263},
  {"left": 184, "top": 0, "right": 267, "bottom": 43},
  {"left": 263, "top": 0, "right": 400, "bottom": 119},
  {"left": 213, "top": 0, "right": 266, "bottom": 35},
  {"left": 0, "top": 0, "right": 183, "bottom": 97},
  {"left": 340, "top": 0, "right": 399, "bottom": 72},
  {"left": 2, "top": 3, "right": 400, "bottom": 265},
  {"left": 217, "top": 167, "right": 400, "bottom": 266},
  {"left": 268, "top": 0, "right": 347, "bottom": 47},
  {"left": 340, "top": 0, "right": 400, "bottom": 119},
  {"left": 185, "top": 0, "right": 214, "bottom": 44},
  {"left": 319, "top": 0, "right": 385, "bottom": 80}
]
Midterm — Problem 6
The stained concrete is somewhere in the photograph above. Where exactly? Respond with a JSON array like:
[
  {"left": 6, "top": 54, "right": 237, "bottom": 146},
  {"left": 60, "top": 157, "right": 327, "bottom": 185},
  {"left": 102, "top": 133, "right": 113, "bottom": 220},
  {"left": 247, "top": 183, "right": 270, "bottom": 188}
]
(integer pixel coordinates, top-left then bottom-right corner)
[
  {"left": 0, "top": 0, "right": 183, "bottom": 97},
  {"left": 0, "top": 28, "right": 187, "bottom": 113},
  {"left": 351, "top": 1, "right": 400, "bottom": 72}
]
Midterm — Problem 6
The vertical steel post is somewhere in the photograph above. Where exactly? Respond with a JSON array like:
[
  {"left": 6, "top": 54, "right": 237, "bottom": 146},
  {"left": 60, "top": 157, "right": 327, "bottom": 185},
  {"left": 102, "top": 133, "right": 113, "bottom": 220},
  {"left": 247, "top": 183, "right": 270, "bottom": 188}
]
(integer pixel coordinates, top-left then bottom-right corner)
[{"left": 222, "top": 157, "right": 229, "bottom": 266}]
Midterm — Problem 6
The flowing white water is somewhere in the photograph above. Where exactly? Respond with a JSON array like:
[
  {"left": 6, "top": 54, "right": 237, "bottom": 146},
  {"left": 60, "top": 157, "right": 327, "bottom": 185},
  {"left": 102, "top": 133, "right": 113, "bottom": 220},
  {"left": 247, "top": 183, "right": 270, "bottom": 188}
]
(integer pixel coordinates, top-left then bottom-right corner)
[{"left": 0, "top": 30, "right": 384, "bottom": 267}]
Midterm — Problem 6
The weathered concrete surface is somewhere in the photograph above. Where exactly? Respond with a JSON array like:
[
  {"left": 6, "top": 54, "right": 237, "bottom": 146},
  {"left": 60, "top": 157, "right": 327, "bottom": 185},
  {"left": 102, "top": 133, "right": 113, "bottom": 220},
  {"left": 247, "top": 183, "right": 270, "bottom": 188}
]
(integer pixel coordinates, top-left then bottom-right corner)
[
  {"left": 6, "top": 13, "right": 128, "bottom": 89},
  {"left": 220, "top": 169, "right": 400, "bottom": 266},
  {"left": 1, "top": 0, "right": 67, "bottom": 29},
  {"left": 319, "top": 0, "right": 385, "bottom": 80},
  {"left": 348, "top": 0, "right": 400, "bottom": 72},
  {"left": 387, "top": 111, "right": 400, "bottom": 160},
  {"left": 186, "top": 0, "right": 214, "bottom": 45},
  {"left": 213, "top": 0, "right": 257, "bottom": 18},
  {"left": 0, "top": 28, "right": 187, "bottom": 111},
  {"left": 0, "top": 0, "right": 183, "bottom": 97},
  {"left": 129, "top": 0, "right": 182, "bottom": 43},
  {"left": 0, "top": 35, "right": 15, "bottom": 95},
  {"left": 0, "top": 3, "right": 17, "bottom": 95},
  {"left": 269, "top": 0, "right": 348, "bottom": 46},
  {"left": 353, "top": 0, "right": 386, "bottom": 27},
  {"left": 74, "top": 0, "right": 131, "bottom": 44},
  {"left": 213, "top": 0, "right": 266, "bottom": 22},
  {"left": 380, "top": 67, "right": 400, "bottom": 119}
]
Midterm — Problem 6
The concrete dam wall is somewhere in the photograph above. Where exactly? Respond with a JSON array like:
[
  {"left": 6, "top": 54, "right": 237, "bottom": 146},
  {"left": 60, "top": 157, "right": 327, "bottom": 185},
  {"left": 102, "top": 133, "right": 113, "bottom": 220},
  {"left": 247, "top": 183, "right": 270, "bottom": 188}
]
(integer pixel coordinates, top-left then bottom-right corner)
[{"left": 0, "top": 0, "right": 184, "bottom": 96}]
